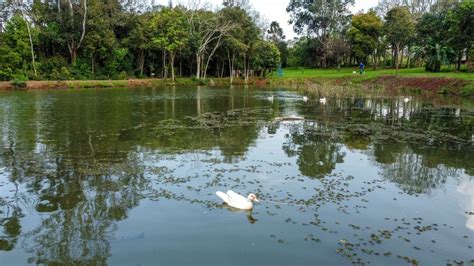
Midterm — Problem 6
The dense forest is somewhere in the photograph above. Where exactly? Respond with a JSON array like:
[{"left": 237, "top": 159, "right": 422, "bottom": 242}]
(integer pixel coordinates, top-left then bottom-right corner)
[{"left": 0, "top": 0, "right": 472, "bottom": 82}]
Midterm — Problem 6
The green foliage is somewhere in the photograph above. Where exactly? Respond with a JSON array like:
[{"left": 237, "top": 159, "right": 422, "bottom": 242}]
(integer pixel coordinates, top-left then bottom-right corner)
[
  {"left": 384, "top": 7, "right": 416, "bottom": 49},
  {"left": 191, "top": 77, "right": 209, "bottom": 85},
  {"left": 423, "top": 41, "right": 455, "bottom": 72},
  {"left": 286, "top": 0, "right": 354, "bottom": 36},
  {"left": 0, "top": 68, "right": 15, "bottom": 81},
  {"left": 0, "top": 14, "right": 38, "bottom": 81},
  {"left": 447, "top": 0, "right": 474, "bottom": 69},
  {"left": 38, "top": 56, "right": 69, "bottom": 79},
  {"left": 460, "top": 82, "right": 474, "bottom": 96},
  {"left": 117, "top": 71, "right": 128, "bottom": 80},
  {"left": 0, "top": 0, "right": 471, "bottom": 81},
  {"left": 268, "top": 21, "right": 289, "bottom": 67},
  {"left": 348, "top": 11, "right": 383, "bottom": 62},
  {"left": 11, "top": 73, "right": 28, "bottom": 89},
  {"left": 150, "top": 8, "right": 189, "bottom": 80},
  {"left": 151, "top": 8, "right": 189, "bottom": 54},
  {"left": 253, "top": 41, "right": 281, "bottom": 77}
]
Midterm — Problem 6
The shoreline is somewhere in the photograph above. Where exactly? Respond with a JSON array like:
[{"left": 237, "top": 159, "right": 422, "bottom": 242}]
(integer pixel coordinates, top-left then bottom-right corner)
[{"left": 0, "top": 75, "right": 472, "bottom": 96}]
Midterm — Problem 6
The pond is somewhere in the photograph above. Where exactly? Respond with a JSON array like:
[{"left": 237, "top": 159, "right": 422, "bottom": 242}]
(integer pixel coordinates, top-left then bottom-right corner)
[{"left": 0, "top": 87, "right": 473, "bottom": 265}]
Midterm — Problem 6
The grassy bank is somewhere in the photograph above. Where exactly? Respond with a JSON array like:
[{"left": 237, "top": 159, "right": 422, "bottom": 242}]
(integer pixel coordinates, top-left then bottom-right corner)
[
  {"left": 276, "top": 67, "right": 473, "bottom": 81},
  {"left": 268, "top": 67, "right": 473, "bottom": 96},
  {"left": 1, "top": 67, "right": 472, "bottom": 96}
]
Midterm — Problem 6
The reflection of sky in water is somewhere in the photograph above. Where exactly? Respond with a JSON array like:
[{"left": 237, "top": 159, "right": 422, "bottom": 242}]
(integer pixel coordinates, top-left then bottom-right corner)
[{"left": 458, "top": 179, "right": 474, "bottom": 231}]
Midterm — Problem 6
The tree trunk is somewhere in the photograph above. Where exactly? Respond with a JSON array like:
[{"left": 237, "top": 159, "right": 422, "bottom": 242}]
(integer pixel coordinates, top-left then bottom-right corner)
[
  {"left": 196, "top": 54, "right": 201, "bottom": 79},
  {"left": 372, "top": 53, "right": 377, "bottom": 70},
  {"left": 203, "top": 39, "right": 222, "bottom": 80},
  {"left": 22, "top": 13, "right": 37, "bottom": 77},
  {"left": 162, "top": 50, "right": 167, "bottom": 79},
  {"left": 457, "top": 51, "right": 462, "bottom": 71},
  {"left": 243, "top": 54, "right": 247, "bottom": 83},
  {"left": 400, "top": 46, "right": 404, "bottom": 70},
  {"left": 170, "top": 52, "right": 175, "bottom": 82},
  {"left": 321, "top": 37, "right": 327, "bottom": 68},
  {"left": 406, "top": 45, "right": 411, "bottom": 68},
  {"left": 220, "top": 61, "right": 225, "bottom": 78},
  {"left": 395, "top": 43, "right": 400, "bottom": 75},
  {"left": 69, "top": 47, "right": 77, "bottom": 65},
  {"left": 66, "top": 0, "right": 87, "bottom": 65},
  {"left": 228, "top": 52, "right": 232, "bottom": 84},
  {"left": 138, "top": 49, "right": 145, "bottom": 76},
  {"left": 91, "top": 54, "right": 95, "bottom": 74}
]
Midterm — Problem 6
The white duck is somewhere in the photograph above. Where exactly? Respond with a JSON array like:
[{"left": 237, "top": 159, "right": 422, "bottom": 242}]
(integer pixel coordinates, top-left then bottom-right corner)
[
  {"left": 216, "top": 190, "right": 259, "bottom": 210},
  {"left": 319, "top": 97, "right": 327, "bottom": 104},
  {"left": 267, "top": 95, "right": 274, "bottom": 102},
  {"left": 404, "top": 97, "right": 411, "bottom": 103},
  {"left": 303, "top": 96, "right": 308, "bottom": 102}
]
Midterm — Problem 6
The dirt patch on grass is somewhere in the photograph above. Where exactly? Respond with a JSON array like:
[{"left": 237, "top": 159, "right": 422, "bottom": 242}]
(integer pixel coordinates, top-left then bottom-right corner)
[
  {"left": 367, "top": 76, "right": 469, "bottom": 94},
  {"left": 0, "top": 82, "right": 12, "bottom": 90}
]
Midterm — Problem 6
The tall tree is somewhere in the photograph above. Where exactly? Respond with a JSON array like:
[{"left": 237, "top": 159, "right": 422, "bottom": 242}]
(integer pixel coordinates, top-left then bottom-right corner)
[
  {"left": 151, "top": 8, "right": 189, "bottom": 81},
  {"left": 414, "top": 11, "right": 454, "bottom": 72},
  {"left": 62, "top": 0, "right": 88, "bottom": 64},
  {"left": 128, "top": 13, "right": 154, "bottom": 76},
  {"left": 188, "top": 9, "right": 236, "bottom": 79},
  {"left": 287, "top": 0, "right": 354, "bottom": 68},
  {"left": 253, "top": 40, "right": 280, "bottom": 77},
  {"left": 348, "top": 11, "right": 383, "bottom": 69},
  {"left": 384, "top": 6, "right": 415, "bottom": 73},
  {"left": 267, "top": 21, "right": 285, "bottom": 42},
  {"left": 447, "top": 0, "right": 473, "bottom": 70},
  {"left": 83, "top": 0, "right": 118, "bottom": 75},
  {"left": 267, "top": 21, "right": 289, "bottom": 68}
]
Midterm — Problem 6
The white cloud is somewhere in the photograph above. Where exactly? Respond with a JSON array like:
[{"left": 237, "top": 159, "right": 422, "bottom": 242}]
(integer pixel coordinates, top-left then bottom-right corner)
[{"left": 155, "top": 0, "right": 380, "bottom": 39}]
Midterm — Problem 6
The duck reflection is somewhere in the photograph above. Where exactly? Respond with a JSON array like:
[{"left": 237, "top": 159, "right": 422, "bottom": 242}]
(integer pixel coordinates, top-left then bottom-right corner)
[{"left": 220, "top": 204, "right": 258, "bottom": 224}]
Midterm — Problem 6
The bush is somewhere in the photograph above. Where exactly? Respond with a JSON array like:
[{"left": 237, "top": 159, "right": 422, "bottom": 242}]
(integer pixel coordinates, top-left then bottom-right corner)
[
  {"left": 461, "top": 82, "right": 474, "bottom": 96},
  {"left": 11, "top": 79, "right": 27, "bottom": 89},
  {"left": 11, "top": 73, "right": 28, "bottom": 89},
  {"left": 70, "top": 59, "right": 92, "bottom": 80},
  {"left": 0, "top": 68, "right": 14, "bottom": 81},
  {"left": 38, "top": 56, "right": 69, "bottom": 79},
  {"left": 117, "top": 71, "right": 128, "bottom": 80},
  {"left": 191, "top": 77, "right": 208, "bottom": 85}
]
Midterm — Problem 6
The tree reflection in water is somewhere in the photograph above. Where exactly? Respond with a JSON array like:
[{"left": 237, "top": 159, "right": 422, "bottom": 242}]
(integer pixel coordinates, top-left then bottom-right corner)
[{"left": 282, "top": 121, "right": 345, "bottom": 179}]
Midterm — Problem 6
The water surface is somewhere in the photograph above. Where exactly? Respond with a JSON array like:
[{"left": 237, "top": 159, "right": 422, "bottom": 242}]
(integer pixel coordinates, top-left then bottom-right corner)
[{"left": 0, "top": 87, "right": 473, "bottom": 265}]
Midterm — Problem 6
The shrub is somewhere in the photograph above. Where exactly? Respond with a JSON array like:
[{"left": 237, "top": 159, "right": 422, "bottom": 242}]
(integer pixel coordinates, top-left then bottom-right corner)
[
  {"left": 461, "top": 82, "right": 474, "bottom": 96},
  {"left": 117, "top": 71, "right": 128, "bottom": 80},
  {"left": 191, "top": 77, "right": 209, "bottom": 85},
  {"left": 11, "top": 74, "right": 28, "bottom": 89},
  {"left": 0, "top": 68, "right": 14, "bottom": 81},
  {"left": 38, "top": 56, "right": 69, "bottom": 79}
]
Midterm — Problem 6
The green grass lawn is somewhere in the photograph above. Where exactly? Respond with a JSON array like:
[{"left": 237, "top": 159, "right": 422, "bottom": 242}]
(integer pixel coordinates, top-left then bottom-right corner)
[{"left": 277, "top": 67, "right": 473, "bottom": 81}]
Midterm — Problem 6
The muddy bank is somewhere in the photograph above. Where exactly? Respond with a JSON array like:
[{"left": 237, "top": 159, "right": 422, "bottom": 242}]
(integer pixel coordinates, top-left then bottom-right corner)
[{"left": 365, "top": 76, "right": 470, "bottom": 95}]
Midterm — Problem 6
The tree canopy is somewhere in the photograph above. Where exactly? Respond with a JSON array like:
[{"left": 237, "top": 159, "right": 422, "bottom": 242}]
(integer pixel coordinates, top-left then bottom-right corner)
[{"left": 0, "top": 0, "right": 472, "bottom": 81}]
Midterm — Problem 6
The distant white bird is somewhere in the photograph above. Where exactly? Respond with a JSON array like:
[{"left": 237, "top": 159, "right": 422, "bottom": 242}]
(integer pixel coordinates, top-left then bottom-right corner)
[
  {"left": 319, "top": 97, "right": 327, "bottom": 104},
  {"left": 303, "top": 96, "right": 308, "bottom": 102},
  {"left": 216, "top": 190, "right": 259, "bottom": 210},
  {"left": 404, "top": 97, "right": 410, "bottom": 103},
  {"left": 267, "top": 95, "right": 274, "bottom": 102}
]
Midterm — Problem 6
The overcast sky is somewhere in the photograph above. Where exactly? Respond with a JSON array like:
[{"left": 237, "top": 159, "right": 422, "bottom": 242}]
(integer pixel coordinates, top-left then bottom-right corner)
[{"left": 157, "top": 0, "right": 380, "bottom": 39}]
